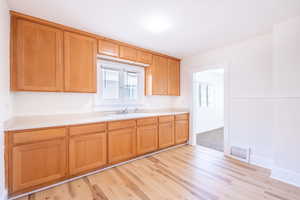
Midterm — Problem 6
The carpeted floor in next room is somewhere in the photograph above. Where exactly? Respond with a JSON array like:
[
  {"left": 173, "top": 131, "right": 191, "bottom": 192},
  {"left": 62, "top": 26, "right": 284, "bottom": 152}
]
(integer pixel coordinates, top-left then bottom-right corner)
[{"left": 196, "top": 127, "right": 224, "bottom": 152}]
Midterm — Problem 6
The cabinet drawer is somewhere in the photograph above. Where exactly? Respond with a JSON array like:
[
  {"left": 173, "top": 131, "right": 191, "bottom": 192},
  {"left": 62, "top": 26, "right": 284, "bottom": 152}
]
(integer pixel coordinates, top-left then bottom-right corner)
[
  {"left": 137, "top": 117, "right": 158, "bottom": 126},
  {"left": 13, "top": 128, "right": 66, "bottom": 145},
  {"left": 108, "top": 120, "right": 136, "bottom": 131},
  {"left": 69, "top": 123, "right": 106, "bottom": 136},
  {"left": 159, "top": 115, "right": 174, "bottom": 123},
  {"left": 175, "top": 114, "right": 189, "bottom": 121}
]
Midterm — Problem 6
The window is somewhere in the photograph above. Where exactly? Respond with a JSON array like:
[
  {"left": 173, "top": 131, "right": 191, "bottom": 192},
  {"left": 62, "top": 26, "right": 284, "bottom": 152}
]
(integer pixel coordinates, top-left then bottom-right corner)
[
  {"left": 96, "top": 60, "right": 144, "bottom": 105},
  {"left": 198, "top": 83, "right": 215, "bottom": 107}
]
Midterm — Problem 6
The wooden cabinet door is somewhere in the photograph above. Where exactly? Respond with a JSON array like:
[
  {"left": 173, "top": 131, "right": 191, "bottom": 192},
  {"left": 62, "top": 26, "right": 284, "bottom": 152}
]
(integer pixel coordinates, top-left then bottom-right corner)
[
  {"left": 64, "top": 32, "right": 97, "bottom": 93},
  {"left": 108, "top": 128, "right": 136, "bottom": 164},
  {"left": 175, "top": 120, "right": 189, "bottom": 144},
  {"left": 168, "top": 59, "right": 180, "bottom": 96},
  {"left": 119, "top": 46, "right": 137, "bottom": 61},
  {"left": 152, "top": 55, "right": 168, "bottom": 95},
  {"left": 98, "top": 40, "right": 119, "bottom": 57},
  {"left": 69, "top": 132, "right": 107, "bottom": 176},
  {"left": 137, "top": 125, "right": 158, "bottom": 155},
  {"left": 13, "top": 19, "right": 63, "bottom": 91},
  {"left": 11, "top": 139, "right": 67, "bottom": 193},
  {"left": 159, "top": 122, "right": 174, "bottom": 149},
  {"left": 137, "top": 50, "right": 152, "bottom": 64}
]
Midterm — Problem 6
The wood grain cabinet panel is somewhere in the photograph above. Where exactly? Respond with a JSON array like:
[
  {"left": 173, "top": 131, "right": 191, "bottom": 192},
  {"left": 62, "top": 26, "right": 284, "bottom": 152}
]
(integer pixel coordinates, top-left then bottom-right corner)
[
  {"left": 159, "top": 122, "right": 174, "bottom": 149},
  {"left": 11, "top": 138, "right": 67, "bottom": 193},
  {"left": 152, "top": 55, "right": 169, "bottom": 95},
  {"left": 12, "top": 18, "right": 63, "bottom": 91},
  {"left": 64, "top": 31, "right": 97, "bottom": 93},
  {"left": 108, "top": 127, "right": 136, "bottom": 164},
  {"left": 119, "top": 46, "right": 137, "bottom": 61},
  {"left": 168, "top": 59, "right": 180, "bottom": 96},
  {"left": 137, "top": 50, "right": 152, "bottom": 64},
  {"left": 98, "top": 40, "right": 119, "bottom": 57},
  {"left": 69, "top": 132, "right": 107, "bottom": 176},
  {"left": 137, "top": 125, "right": 158, "bottom": 155},
  {"left": 175, "top": 119, "right": 189, "bottom": 144}
]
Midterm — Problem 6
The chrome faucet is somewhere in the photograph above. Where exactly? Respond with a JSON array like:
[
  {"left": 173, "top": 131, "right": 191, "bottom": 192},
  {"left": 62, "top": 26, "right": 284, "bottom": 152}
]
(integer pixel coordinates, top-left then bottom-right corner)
[{"left": 120, "top": 107, "right": 128, "bottom": 114}]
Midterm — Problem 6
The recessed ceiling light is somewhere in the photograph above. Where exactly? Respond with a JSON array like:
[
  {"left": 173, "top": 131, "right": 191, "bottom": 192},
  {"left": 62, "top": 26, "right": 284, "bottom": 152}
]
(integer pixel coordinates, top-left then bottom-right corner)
[{"left": 142, "top": 15, "right": 172, "bottom": 34}]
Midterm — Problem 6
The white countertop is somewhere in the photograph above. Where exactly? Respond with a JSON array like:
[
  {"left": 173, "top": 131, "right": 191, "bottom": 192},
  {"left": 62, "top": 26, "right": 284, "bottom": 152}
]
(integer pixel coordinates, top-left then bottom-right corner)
[{"left": 4, "top": 109, "right": 189, "bottom": 131}]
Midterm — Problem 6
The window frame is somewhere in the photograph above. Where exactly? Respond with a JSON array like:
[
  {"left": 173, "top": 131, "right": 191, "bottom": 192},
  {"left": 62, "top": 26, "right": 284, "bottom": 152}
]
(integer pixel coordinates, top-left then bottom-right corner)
[{"left": 95, "top": 60, "right": 144, "bottom": 106}]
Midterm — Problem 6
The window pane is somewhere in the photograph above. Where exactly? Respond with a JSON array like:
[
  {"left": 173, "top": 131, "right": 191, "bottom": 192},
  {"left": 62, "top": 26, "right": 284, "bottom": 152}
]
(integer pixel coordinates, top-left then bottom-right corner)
[
  {"left": 124, "top": 71, "right": 138, "bottom": 100},
  {"left": 102, "top": 68, "right": 120, "bottom": 99}
]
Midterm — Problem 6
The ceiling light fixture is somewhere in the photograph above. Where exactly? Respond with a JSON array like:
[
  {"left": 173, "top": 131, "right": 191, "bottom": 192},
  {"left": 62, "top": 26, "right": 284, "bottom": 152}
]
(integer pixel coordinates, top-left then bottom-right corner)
[{"left": 142, "top": 15, "right": 172, "bottom": 34}]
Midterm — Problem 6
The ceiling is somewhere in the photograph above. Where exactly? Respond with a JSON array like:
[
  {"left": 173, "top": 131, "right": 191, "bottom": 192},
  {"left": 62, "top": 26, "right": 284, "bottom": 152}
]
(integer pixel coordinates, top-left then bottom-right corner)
[{"left": 7, "top": 0, "right": 300, "bottom": 58}]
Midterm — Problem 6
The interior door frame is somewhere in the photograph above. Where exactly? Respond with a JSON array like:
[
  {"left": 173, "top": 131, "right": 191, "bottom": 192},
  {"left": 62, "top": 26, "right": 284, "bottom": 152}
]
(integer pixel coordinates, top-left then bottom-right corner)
[{"left": 188, "top": 63, "right": 230, "bottom": 156}]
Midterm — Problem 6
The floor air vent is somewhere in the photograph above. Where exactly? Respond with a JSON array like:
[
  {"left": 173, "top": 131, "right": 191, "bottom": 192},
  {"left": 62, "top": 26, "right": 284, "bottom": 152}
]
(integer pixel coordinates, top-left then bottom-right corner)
[{"left": 230, "top": 146, "right": 250, "bottom": 162}]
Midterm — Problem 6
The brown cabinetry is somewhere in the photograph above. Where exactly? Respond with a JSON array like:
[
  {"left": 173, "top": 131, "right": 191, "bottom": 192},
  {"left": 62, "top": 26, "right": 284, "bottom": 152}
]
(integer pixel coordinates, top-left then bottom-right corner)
[
  {"left": 175, "top": 119, "right": 189, "bottom": 144},
  {"left": 137, "top": 117, "right": 158, "bottom": 155},
  {"left": 158, "top": 116, "right": 175, "bottom": 149},
  {"left": 9, "top": 128, "right": 67, "bottom": 193},
  {"left": 10, "top": 12, "right": 181, "bottom": 95},
  {"left": 98, "top": 40, "right": 119, "bottom": 57},
  {"left": 168, "top": 59, "right": 180, "bottom": 96},
  {"left": 152, "top": 55, "right": 169, "bottom": 95},
  {"left": 69, "top": 132, "right": 107, "bottom": 176},
  {"left": 108, "top": 127, "right": 137, "bottom": 164},
  {"left": 119, "top": 45, "right": 137, "bottom": 61},
  {"left": 108, "top": 120, "right": 137, "bottom": 164},
  {"left": 11, "top": 18, "right": 63, "bottom": 92},
  {"left": 64, "top": 32, "right": 97, "bottom": 93},
  {"left": 6, "top": 113, "right": 188, "bottom": 197},
  {"left": 137, "top": 50, "right": 152, "bottom": 64},
  {"left": 145, "top": 56, "right": 180, "bottom": 96}
]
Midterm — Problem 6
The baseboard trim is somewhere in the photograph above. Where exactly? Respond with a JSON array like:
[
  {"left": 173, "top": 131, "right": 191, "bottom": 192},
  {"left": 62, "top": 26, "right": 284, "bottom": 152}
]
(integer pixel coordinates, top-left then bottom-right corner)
[
  {"left": 1, "top": 190, "right": 8, "bottom": 200},
  {"left": 9, "top": 143, "right": 188, "bottom": 200},
  {"left": 271, "top": 166, "right": 300, "bottom": 187},
  {"left": 228, "top": 153, "right": 300, "bottom": 188},
  {"left": 250, "top": 155, "right": 274, "bottom": 169}
]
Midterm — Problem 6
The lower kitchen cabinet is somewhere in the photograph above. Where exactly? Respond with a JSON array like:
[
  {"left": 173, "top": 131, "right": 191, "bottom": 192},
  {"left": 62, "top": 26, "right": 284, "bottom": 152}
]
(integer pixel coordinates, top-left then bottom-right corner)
[
  {"left": 175, "top": 119, "right": 189, "bottom": 144},
  {"left": 108, "top": 127, "right": 137, "bottom": 164},
  {"left": 158, "top": 121, "right": 175, "bottom": 149},
  {"left": 137, "top": 124, "right": 158, "bottom": 155},
  {"left": 6, "top": 113, "right": 189, "bottom": 197},
  {"left": 11, "top": 138, "right": 67, "bottom": 193},
  {"left": 69, "top": 132, "right": 107, "bottom": 176}
]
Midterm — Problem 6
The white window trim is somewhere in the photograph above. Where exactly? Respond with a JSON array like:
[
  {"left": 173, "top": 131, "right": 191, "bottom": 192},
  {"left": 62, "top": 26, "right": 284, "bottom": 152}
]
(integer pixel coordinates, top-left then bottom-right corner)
[{"left": 95, "top": 59, "right": 144, "bottom": 107}]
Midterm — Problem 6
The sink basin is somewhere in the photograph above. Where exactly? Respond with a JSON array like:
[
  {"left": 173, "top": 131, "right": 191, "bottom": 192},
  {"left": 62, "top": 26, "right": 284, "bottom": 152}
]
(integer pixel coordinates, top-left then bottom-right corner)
[{"left": 108, "top": 112, "right": 152, "bottom": 118}]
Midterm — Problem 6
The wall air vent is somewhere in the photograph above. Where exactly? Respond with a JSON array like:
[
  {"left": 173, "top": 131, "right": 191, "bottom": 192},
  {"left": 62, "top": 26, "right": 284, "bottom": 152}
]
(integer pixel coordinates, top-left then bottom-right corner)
[{"left": 230, "top": 146, "right": 250, "bottom": 163}]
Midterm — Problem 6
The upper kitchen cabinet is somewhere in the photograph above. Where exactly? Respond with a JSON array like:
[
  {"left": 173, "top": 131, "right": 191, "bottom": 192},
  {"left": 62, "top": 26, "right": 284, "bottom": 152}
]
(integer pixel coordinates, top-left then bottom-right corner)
[
  {"left": 119, "top": 45, "right": 137, "bottom": 61},
  {"left": 147, "top": 55, "right": 169, "bottom": 95},
  {"left": 98, "top": 39, "right": 119, "bottom": 57},
  {"left": 10, "top": 11, "right": 181, "bottom": 94},
  {"left": 137, "top": 50, "right": 152, "bottom": 64},
  {"left": 11, "top": 18, "right": 64, "bottom": 92},
  {"left": 168, "top": 59, "right": 180, "bottom": 96},
  {"left": 145, "top": 56, "right": 180, "bottom": 96},
  {"left": 64, "top": 32, "right": 97, "bottom": 93}
]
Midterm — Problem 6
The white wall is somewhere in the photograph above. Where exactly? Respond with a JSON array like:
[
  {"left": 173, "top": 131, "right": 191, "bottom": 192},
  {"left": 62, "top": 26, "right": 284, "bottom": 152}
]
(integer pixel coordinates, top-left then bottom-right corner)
[
  {"left": 182, "top": 17, "right": 300, "bottom": 187},
  {"left": 12, "top": 91, "right": 180, "bottom": 116},
  {"left": 271, "top": 16, "right": 300, "bottom": 186},
  {"left": 181, "top": 33, "right": 274, "bottom": 167},
  {"left": 0, "top": 0, "right": 11, "bottom": 199},
  {"left": 193, "top": 70, "right": 224, "bottom": 134}
]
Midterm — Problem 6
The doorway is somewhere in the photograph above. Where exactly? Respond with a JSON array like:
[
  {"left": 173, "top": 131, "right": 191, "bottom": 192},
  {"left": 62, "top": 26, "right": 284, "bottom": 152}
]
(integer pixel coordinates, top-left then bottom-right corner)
[{"left": 192, "top": 68, "right": 225, "bottom": 152}]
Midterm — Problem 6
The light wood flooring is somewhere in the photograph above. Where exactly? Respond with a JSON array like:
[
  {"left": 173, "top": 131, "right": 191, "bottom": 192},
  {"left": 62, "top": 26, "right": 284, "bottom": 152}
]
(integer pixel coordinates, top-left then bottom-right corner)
[{"left": 16, "top": 145, "right": 300, "bottom": 200}]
